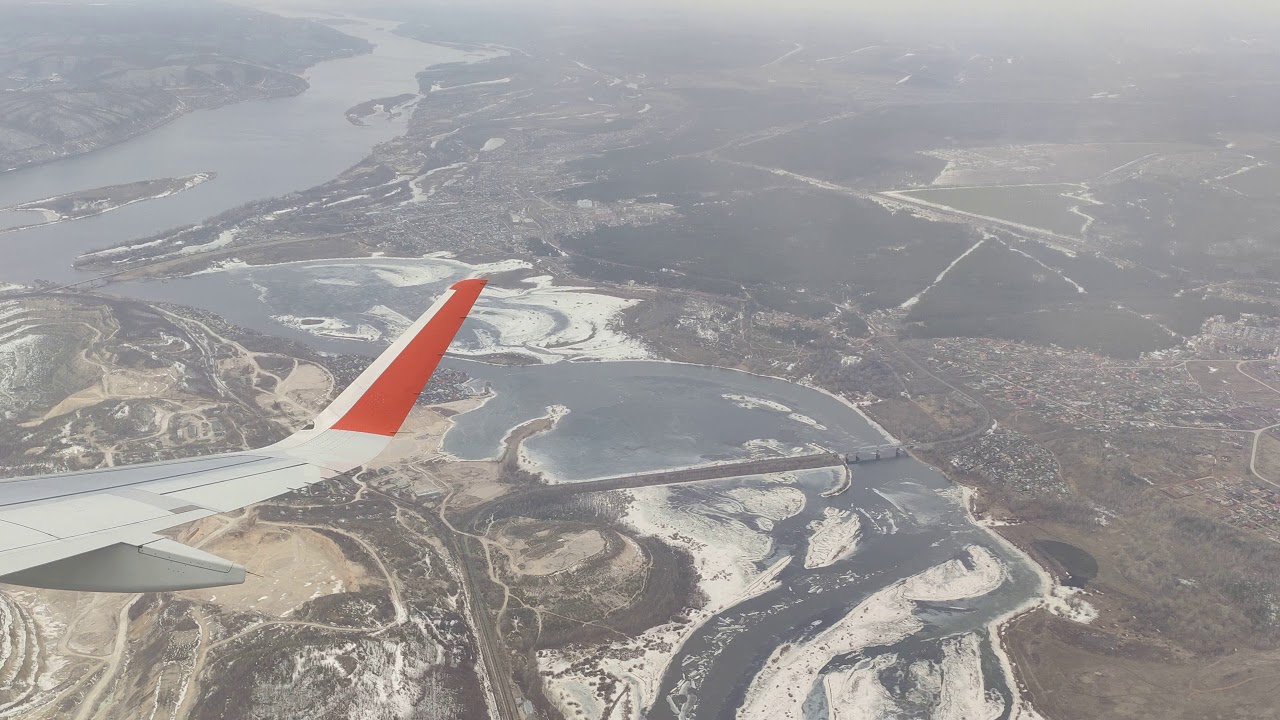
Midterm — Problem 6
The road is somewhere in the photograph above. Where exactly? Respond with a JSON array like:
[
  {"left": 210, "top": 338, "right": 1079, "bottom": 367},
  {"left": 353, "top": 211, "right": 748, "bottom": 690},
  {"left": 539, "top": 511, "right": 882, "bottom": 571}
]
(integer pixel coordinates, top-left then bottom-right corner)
[
  {"left": 1237, "top": 361, "right": 1280, "bottom": 490},
  {"left": 438, "top": 484, "right": 525, "bottom": 720}
]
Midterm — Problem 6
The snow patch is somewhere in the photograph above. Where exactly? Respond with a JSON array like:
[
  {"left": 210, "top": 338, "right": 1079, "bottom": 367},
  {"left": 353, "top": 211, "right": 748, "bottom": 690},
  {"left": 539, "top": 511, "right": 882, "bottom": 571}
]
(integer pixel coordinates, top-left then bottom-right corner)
[
  {"left": 787, "top": 412, "right": 826, "bottom": 430},
  {"left": 737, "top": 546, "right": 1005, "bottom": 720},
  {"left": 804, "top": 507, "right": 861, "bottom": 568},
  {"left": 272, "top": 315, "right": 380, "bottom": 342},
  {"left": 1045, "top": 585, "right": 1097, "bottom": 624},
  {"left": 823, "top": 654, "right": 901, "bottom": 720},
  {"left": 722, "top": 393, "right": 792, "bottom": 413},
  {"left": 176, "top": 228, "right": 237, "bottom": 256}
]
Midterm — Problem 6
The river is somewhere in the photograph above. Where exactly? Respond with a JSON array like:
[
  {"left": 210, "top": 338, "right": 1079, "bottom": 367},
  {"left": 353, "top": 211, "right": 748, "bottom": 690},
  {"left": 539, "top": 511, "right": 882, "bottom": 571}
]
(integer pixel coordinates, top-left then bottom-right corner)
[
  {"left": 115, "top": 243, "right": 1048, "bottom": 717},
  {"left": 0, "top": 15, "right": 1047, "bottom": 719},
  {"left": 0, "top": 19, "right": 496, "bottom": 286},
  {"left": 456, "top": 361, "right": 1045, "bottom": 720}
]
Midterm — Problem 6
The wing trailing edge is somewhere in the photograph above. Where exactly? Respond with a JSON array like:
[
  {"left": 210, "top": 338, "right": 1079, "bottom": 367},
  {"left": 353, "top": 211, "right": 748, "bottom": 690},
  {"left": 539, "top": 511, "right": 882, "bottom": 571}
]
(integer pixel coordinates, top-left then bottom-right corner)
[
  {"left": 268, "top": 277, "right": 487, "bottom": 472},
  {"left": 0, "top": 278, "right": 487, "bottom": 592}
]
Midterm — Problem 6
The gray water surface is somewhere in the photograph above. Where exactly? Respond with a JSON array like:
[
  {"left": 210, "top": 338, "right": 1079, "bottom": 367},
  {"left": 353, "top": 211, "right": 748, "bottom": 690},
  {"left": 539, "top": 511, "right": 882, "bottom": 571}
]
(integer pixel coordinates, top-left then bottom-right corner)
[
  {"left": 0, "top": 19, "right": 494, "bottom": 285},
  {"left": 448, "top": 361, "right": 1043, "bottom": 720}
]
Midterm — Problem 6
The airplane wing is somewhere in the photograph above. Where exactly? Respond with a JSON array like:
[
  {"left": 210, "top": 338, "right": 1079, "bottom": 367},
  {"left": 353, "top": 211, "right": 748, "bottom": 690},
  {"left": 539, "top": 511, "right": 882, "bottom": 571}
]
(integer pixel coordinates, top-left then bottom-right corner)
[{"left": 0, "top": 278, "right": 487, "bottom": 592}]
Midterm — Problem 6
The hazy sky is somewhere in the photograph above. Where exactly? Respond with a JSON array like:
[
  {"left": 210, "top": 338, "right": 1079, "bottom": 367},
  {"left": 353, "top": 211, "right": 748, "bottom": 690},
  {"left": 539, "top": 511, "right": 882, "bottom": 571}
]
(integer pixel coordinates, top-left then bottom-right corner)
[
  {"left": 673, "top": 0, "right": 1280, "bottom": 31},
  {"left": 242, "top": 0, "right": 1280, "bottom": 45},
  {"left": 247, "top": 0, "right": 1280, "bottom": 18}
]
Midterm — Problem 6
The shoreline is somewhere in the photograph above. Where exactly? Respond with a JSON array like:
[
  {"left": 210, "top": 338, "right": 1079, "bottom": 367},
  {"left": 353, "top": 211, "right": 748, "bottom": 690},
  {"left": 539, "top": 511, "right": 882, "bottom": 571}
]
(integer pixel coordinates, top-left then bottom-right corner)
[
  {"left": 1, "top": 173, "right": 218, "bottom": 237},
  {"left": 958, "top": 484, "right": 1054, "bottom": 719},
  {"left": 112, "top": 237, "right": 1057, "bottom": 717}
]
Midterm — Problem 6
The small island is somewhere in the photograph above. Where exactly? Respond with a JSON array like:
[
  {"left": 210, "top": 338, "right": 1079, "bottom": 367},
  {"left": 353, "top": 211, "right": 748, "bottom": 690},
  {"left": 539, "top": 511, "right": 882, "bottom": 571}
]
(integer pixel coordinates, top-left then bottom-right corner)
[
  {"left": 345, "top": 93, "right": 419, "bottom": 125},
  {"left": 0, "top": 172, "right": 216, "bottom": 233}
]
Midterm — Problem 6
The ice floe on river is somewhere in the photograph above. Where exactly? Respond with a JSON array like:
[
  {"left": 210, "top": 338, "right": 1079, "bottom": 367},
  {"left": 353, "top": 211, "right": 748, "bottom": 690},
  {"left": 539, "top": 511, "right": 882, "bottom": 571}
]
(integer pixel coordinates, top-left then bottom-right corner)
[
  {"left": 183, "top": 255, "right": 652, "bottom": 363},
  {"left": 721, "top": 393, "right": 791, "bottom": 413},
  {"left": 804, "top": 507, "right": 861, "bottom": 569},
  {"left": 465, "top": 275, "right": 651, "bottom": 363},
  {"left": 538, "top": 476, "right": 808, "bottom": 720},
  {"left": 737, "top": 545, "right": 1005, "bottom": 720},
  {"left": 272, "top": 314, "right": 381, "bottom": 342}
]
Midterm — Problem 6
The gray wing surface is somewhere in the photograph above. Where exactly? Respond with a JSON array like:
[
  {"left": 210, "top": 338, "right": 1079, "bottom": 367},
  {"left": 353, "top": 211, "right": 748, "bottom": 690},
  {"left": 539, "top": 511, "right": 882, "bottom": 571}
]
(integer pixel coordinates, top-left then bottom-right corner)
[{"left": 0, "top": 278, "right": 487, "bottom": 592}]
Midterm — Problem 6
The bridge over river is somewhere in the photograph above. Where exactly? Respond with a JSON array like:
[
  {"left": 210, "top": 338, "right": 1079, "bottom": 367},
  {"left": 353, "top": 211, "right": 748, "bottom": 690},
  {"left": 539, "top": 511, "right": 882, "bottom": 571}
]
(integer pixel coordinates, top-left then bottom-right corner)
[{"left": 473, "top": 445, "right": 921, "bottom": 517}]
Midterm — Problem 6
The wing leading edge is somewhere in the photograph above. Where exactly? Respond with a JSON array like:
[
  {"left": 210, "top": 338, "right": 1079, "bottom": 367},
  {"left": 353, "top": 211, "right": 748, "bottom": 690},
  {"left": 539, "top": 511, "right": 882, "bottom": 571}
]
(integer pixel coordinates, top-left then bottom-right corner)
[{"left": 0, "top": 278, "right": 487, "bottom": 592}]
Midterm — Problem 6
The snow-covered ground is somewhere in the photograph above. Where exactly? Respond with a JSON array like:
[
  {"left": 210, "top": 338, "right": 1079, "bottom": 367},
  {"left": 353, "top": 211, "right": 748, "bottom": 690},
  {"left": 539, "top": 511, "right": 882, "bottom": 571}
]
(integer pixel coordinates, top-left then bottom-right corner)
[
  {"left": 722, "top": 393, "right": 792, "bottom": 413},
  {"left": 81, "top": 235, "right": 168, "bottom": 258},
  {"left": 803, "top": 507, "right": 861, "bottom": 568},
  {"left": 540, "top": 479, "right": 805, "bottom": 720},
  {"left": 0, "top": 332, "right": 45, "bottom": 414},
  {"left": 192, "top": 255, "right": 651, "bottom": 363},
  {"left": 719, "top": 393, "right": 828, "bottom": 431},
  {"left": 934, "top": 633, "right": 1007, "bottom": 720},
  {"left": 320, "top": 193, "right": 369, "bottom": 208},
  {"left": 825, "top": 633, "right": 1008, "bottom": 720},
  {"left": 272, "top": 315, "right": 381, "bottom": 342},
  {"left": 737, "top": 545, "right": 1005, "bottom": 720},
  {"left": 177, "top": 228, "right": 238, "bottom": 256},
  {"left": 1044, "top": 585, "right": 1097, "bottom": 623},
  {"left": 254, "top": 609, "right": 465, "bottom": 720},
  {"left": 787, "top": 412, "right": 827, "bottom": 430},
  {"left": 904, "top": 545, "right": 1005, "bottom": 601},
  {"left": 2, "top": 173, "right": 215, "bottom": 237},
  {"left": 823, "top": 654, "right": 901, "bottom": 720},
  {"left": 540, "top": 617, "right": 702, "bottom": 720},
  {"left": 954, "top": 486, "right": 1055, "bottom": 720},
  {"left": 463, "top": 274, "right": 651, "bottom": 363},
  {"left": 367, "top": 262, "right": 454, "bottom": 288},
  {"left": 624, "top": 485, "right": 778, "bottom": 610},
  {"left": 720, "top": 481, "right": 806, "bottom": 522}
]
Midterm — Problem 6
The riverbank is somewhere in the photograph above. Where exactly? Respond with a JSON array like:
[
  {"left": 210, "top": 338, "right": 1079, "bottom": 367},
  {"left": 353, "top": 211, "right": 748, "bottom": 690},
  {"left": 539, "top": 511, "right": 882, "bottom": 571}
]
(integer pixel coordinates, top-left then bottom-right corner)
[{"left": 0, "top": 173, "right": 215, "bottom": 236}]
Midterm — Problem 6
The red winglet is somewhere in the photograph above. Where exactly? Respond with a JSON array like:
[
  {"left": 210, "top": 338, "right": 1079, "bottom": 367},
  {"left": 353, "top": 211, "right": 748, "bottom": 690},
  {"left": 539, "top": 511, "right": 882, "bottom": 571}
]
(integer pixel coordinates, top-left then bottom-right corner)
[{"left": 330, "top": 278, "right": 487, "bottom": 436}]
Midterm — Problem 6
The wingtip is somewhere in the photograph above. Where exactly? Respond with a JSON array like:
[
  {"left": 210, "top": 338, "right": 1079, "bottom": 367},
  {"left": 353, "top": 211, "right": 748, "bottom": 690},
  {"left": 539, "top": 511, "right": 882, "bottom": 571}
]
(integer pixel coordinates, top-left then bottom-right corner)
[{"left": 451, "top": 277, "right": 488, "bottom": 292}]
